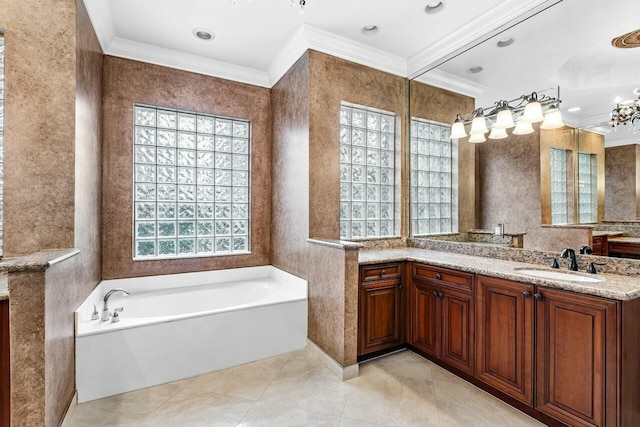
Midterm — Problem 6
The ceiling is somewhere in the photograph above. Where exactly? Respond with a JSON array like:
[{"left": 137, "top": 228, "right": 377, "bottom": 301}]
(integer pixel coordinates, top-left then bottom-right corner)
[
  {"left": 83, "top": 0, "right": 555, "bottom": 87},
  {"left": 420, "top": 0, "right": 640, "bottom": 146}
]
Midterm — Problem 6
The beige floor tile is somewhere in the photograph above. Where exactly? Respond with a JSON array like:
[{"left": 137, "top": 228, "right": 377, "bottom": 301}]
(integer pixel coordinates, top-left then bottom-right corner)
[
  {"left": 342, "top": 362, "right": 439, "bottom": 427},
  {"left": 434, "top": 381, "right": 543, "bottom": 427},
  {"left": 168, "top": 377, "right": 196, "bottom": 388},
  {"left": 259, "top": 366, "right": 350, "bottom": 416},
  {"left": 359, "top": 350, "right": 433, "bottom": 383},
  {"left": 185, "top": 353, "right": 292, "bottom": 400},
  {"left": 136, "top": 388, "right": 253, "bottom": 427},
  {"left": 237, "top": 401, "right": 340, "bottom": 427},
  {"left": 274, "top": 348, "right": 327, "bottom": 380},
  {"left": 338, "top": 418, "right": 390, "bottom": 427}
]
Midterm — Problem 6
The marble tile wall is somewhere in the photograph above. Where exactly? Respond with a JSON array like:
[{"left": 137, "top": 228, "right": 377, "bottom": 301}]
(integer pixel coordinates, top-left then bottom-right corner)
[
  {"left": 101, "top": 56, "right": 272, "bottom": 279},
  {"left": 605, "top": 145, "right": 638, "bottom": 221},
  {"left": 271, "top": 53, "right": 310, "bottom": 279}
]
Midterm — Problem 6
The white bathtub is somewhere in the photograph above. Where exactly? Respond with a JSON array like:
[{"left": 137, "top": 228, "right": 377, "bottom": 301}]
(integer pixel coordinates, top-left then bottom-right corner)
[{"left": 75, "top": 266, "right": 307, "bottom": 402}]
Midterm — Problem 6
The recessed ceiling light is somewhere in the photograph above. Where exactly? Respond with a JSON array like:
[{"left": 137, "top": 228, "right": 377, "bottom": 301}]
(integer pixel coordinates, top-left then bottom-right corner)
[
  {"left": 193, "top": 28, "right": 214, "bottom": 41},
  {"left": 468, "top": 66, "right": 483, "bottom": 74},
  {"left": 496, "top": 37, "right": 515, "bottom": 47},
  {"left": 361, "top": 25, "right": 379, "bottom": 34},
  {"left": 425, "top": 1, "right": 445, "bottom": 14},
  {"left": 568, "top": 107, "right": 581, "bottom": 112}
]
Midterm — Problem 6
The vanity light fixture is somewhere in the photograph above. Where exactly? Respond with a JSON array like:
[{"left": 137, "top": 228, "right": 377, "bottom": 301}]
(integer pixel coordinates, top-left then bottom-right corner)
[
  {"left": 450, "top": 87, "right": 563, "bottom": 142},
  {"left": 610, "top": 88, "right": 640, "bottom": 132},
  {"left": 193, "top": 29, "right": 214, "bottom": 41},
  {"left": 425, "top": 1, "right": 445, "bottom": 14}
]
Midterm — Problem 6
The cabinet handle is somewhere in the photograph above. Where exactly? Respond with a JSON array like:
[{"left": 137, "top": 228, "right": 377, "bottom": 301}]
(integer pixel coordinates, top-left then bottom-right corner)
[
  {"left": 522, "top": 291, "right": 531, "bottom": 298},
  {"left": 432, "top": 291, "right": 438, "bottom": 297},
  {"left": 437, "top": 292, "right": 444, "bottom": 298},
  {"left": 435, "top": 274, "right": 442, "bottom": 280},
  {"left": 534, "top": 293, "right": 543, "bottom": 301},
  {"left": 381, "top": 269, "right": 386, "bottom": 276},
  {"left": 398, "top": 284, "right": 403, "bottom": 291}
]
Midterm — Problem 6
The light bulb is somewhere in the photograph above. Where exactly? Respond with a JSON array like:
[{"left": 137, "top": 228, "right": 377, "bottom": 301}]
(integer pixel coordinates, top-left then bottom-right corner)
[
  {"left": 521, "top": 101, "right": 544, "bottom": 123},
  {"left": 513, "top": 119, "right": 534, "bottom": 135},
  {"left": 450, "top": 118, "right": 468, "bottom": 139},
  {"left": 540, "top": 109, "right": 565, "bottom": 129},
  {"left": 470, "top": 115, "right": 489, "bottom": 135},
  {"left": 494, "top": 109, "right": 515, "bottom": 129},
  {"left": 468, "top": 133, "right": 486, "bottom": 143},
  {"left": 488, "top": 127, "right": 508, "bottom": 139}
]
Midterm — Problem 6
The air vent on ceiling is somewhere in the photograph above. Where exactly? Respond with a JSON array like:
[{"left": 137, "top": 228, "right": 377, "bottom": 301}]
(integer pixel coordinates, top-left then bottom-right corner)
[{"left": 611, "top": 29, "right": 640, "bottom": 48}]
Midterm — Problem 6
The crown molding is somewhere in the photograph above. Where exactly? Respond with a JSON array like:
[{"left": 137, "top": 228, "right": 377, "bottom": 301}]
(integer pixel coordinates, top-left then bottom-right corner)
[
  {"left": 106, "top": 37, "right": 270, "bottom": 88},
  {"left": 407, "top": 0, "right": 562, "bottom": 78},
  {"left": 82, "top": 0, "right": 115, "bottom": 53},
  {"left": 561, "top": 112, "right": 581, "bottom": 128},
  {"left": 413, "top": 69, "right": 486, "bottom": 98},
  {"left": 578, "top": 112, "right": 611, "bottom": 129},
  {"left": 267, "top": 26, "right": 309, "bottom": 86},
  {"left": 605, "top": 138, "right": 640, "bottom": 148}
]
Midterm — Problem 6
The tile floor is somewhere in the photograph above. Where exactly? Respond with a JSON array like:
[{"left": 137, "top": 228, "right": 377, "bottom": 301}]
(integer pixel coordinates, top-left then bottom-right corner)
[{"left": 65, "top": 349, "right": 544, "bottom": 427}]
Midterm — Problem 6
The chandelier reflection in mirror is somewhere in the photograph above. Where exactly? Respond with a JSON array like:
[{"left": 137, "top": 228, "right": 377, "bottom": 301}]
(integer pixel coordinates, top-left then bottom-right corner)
[
  {"left": 450, "top": 87, "right": 564, "bottom": 143},
  {"left": 610, "top": 89, "right": 640, "bottom": 132},
  {"left": 229, "top": 0, "right": 307, "bottom": 13}
]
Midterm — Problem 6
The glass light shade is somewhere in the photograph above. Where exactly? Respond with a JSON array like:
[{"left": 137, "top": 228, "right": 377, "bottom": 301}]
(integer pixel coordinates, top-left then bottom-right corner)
[
  {"left": 470, "top": 116, "right": 489, "bottom": 134},
  {"left": 494, "top": 109, "right": 516, "bottom": 129},
  {"left": 513, "top": 119, "right": 534, "bottom": 135},
  {"left": 540, "top": 109, "right": 565, "bottom": 129},
  {"left": 521, "top": 101, "right": 544, "bottom": 123},
  {"left": 450, "top": 121, "right": 468, "bottom": 139},
  {"left": 468, "top": 133, "right": 486, "bottom": 143},
  {"left": 488, "top": 127, "right": 509, "bottom": 139}
]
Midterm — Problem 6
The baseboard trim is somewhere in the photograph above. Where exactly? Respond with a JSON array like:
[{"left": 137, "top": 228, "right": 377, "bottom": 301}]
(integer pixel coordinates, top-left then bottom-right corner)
[
  {"left": 59, "top": 391, "right": 78, "bottom": 427},
  {"left": 306, "top": 339, "right": 359, "bottom": 381}
]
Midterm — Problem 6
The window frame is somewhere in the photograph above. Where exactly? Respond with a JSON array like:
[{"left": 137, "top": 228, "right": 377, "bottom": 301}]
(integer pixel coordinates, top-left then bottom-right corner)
[{"left": 131, "top": 103, "right": 252, "bottom": 261}]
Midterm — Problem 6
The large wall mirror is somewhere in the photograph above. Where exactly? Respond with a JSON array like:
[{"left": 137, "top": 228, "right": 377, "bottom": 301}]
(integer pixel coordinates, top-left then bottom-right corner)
[{"left": 409, "top": 0, "right": 640, "bottom": 259}]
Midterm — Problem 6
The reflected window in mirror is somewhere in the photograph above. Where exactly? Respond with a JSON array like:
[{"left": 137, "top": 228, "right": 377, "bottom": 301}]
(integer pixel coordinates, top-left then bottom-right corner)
[
  {"left": 550, "top": 147, "right": 572, "bottom": 225},
  {"left": 410, "top": 119, "right": 457, "bottom": 235},
  {"left": 339, "top": 103, "right": 397, "bottom": 239},
  {"left": 0, "top": 35, "right": 4, "bottom": 255},
  {"left": 578, "top": 152, "right": 598, "bottom": 223}
]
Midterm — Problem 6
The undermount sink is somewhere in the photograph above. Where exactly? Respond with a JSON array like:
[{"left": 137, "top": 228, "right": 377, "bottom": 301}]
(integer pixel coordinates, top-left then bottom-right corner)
[{"left": 514, "top": 268, "right": 604, "bottom": 283}]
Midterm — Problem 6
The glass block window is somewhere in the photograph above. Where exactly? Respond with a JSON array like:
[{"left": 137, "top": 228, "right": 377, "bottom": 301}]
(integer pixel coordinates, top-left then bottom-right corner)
[
  {"left": 133, "top": 105, "right": 251, "bottom": 259},
  {"left": 410, "top": 119, "right": 456, "bottom": 235},
  {"left": 0, "top": 36, "right": 4, "bottom": 256},
  {"left": 550, "top": 148, "right": 570, "bottom": 225},
  {"left": 578, "top": 152, "right": 598, "bottom": 223},
  {"left": 339, "top": 104, "right": 397, "bottom": 239}
]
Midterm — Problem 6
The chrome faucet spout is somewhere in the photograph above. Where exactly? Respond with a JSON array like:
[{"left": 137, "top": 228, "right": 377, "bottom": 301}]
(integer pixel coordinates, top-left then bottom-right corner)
[
  {"left": 102, "top": 288, "right": 130, "bottom": 322},
  {"left": 560, "top": 248, "right": 578, "bottom": 271}
]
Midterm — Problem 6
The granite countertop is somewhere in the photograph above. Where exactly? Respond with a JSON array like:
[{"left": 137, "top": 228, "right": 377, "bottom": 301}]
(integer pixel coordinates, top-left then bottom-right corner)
[
  {"left": 0, "top": 249, "right": 79, "bottom": 273},
  {"left": 593, "top": 231, "right": 625, "bottom": 238},
  {"left": 0, "top": 274, "right": 7, "bottom": 301},
  {"left": 608, "top": 237, "right": 640, "bottom": 244},
  {"left": 359, "top": 248, "right": 640, "bottom": 301}
]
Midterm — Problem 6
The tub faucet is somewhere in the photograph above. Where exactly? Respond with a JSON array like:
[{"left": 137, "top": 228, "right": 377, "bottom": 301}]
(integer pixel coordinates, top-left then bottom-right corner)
[
  {"left": 102, "top": 288, "right": 130, "bottom": 322},
  {"left": 560, "top": 248, "right": 578, "bottom": 271}
]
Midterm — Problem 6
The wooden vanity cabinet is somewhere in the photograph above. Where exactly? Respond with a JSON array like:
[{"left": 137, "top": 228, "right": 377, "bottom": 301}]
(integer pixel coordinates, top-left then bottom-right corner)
[
  {"left": 476, "top": 276, "right": 534, "bottom": 405},
  {"left": 535, "top": 287, "right": 618, "bottom": 427},
  {"left": 410, "top": 264, "right": 475, "bottom": 375},
  {"left": 591, "top": 235, "right": 607, "bottom": 256},
  {"left": 1, "top": 299, "right": 9, "bottom": 427},
  {"left": 358, "top": 263, "right": 404, "bottom": 357}
]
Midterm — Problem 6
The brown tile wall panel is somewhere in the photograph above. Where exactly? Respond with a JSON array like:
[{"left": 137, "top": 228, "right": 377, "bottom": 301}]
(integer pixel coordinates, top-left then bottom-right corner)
[
  {"left": 307, "top": 51, "right": 406, "bottom": 239},
  {"left": 410, "top": 81, "right": 476, "bottom": 233},
  {"left": 271, "top": 53, "right": 310, "bottom": 279},
  {"left": 101, "top": 56, "right": 272, "bottom": 279},
  {"left": 605, "top": 145, "right": 637, "bottom": 221},
  {"left": 0, "top": 0, "right": 77, "bottom": 255}
]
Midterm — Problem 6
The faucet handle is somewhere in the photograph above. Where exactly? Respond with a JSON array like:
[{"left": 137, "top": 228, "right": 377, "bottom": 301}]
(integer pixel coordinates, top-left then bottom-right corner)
[
  {"left": 112, "top": 307, "right": 124, "bottom": 323},
  {"left": 580, "top": 245, "right": 593, "bottom": 255},
  {"left": 586, "top": 262, "right": 606, "bottom": 274},
  {"left": 90, "top": 304, "right": 100, "bottom": 321},
  {"left": 545, "top": 256, "right": 560, "bottom": 269}
]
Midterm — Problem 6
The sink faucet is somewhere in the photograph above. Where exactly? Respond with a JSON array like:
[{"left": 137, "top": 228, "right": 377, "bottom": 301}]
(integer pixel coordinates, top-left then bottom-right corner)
[
  {"left": 560, "top": 248, "right": 578, "bottom": 271},
  {"left": 102, "top": 288, "right": 130, "bottom": 321}
]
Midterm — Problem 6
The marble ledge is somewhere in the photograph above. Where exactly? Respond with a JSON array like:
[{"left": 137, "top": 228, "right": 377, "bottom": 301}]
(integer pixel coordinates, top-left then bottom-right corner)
[
  {"left": 0, "top": 274, "right": 7, "bottom": 301},
  {"left": 467, "top": 229, "right": 527, "bottom": 237},
  {"left": 0, "top": 248, "right": 80, "bottom": 274},
  {"left": 360, "top": 248, "right": 640, "bottom": 301},
  {"left": 593, "top": 231, "right": 625, "bottom": 237},
  {"left": 307, "top": 238, "right": 364, "bottom": 250}
]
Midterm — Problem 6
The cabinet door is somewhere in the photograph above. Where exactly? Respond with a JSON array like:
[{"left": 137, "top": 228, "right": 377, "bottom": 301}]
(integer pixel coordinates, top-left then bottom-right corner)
[
  {"left": 441, "top": 287, "right": 474, "bottom": 375},
  {"left": 1, "top": 300, "right": 9, "bottom": 427},
  {"left": 535, "top": 288, "right": 618, "bottom": 427},
  {"left": 411, "top": 279, "right": 440, "bottom": 358},
  {"left": 359, "top": 279, "right": 403, "bottom": 356},
  {"left": 476, "top": 276, "right": 534, "bottom": 405}
]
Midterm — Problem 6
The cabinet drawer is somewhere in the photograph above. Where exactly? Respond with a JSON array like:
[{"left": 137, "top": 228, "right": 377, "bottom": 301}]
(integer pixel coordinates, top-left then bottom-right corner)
[
  {"left": 412, "top": 263, "right": 474, "bottom": 293},
  {"left": 362, "top": 263, "right": 401, "bottom": 282}
]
